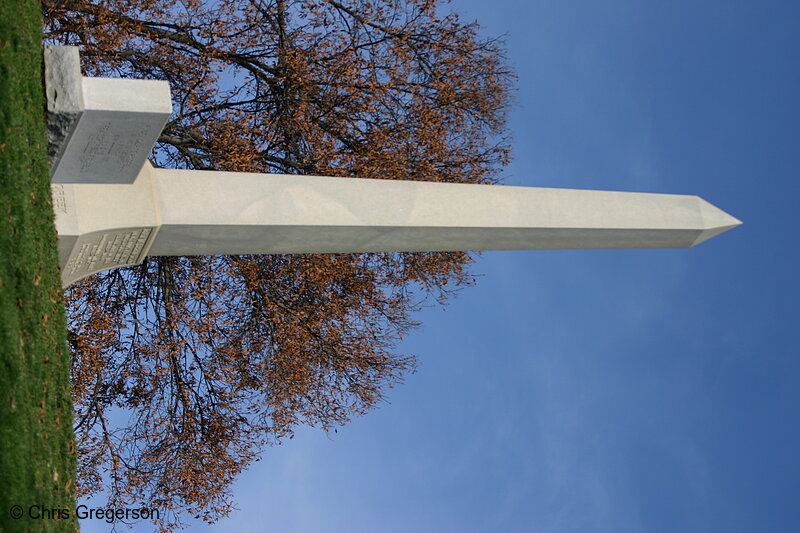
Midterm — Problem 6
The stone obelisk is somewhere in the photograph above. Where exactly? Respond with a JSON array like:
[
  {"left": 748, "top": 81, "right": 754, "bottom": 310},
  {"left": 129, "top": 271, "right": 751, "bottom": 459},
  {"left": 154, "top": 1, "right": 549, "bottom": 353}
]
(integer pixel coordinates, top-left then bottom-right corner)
[{"left": 45, "top": 46, "right": 741, "bottom": 287}]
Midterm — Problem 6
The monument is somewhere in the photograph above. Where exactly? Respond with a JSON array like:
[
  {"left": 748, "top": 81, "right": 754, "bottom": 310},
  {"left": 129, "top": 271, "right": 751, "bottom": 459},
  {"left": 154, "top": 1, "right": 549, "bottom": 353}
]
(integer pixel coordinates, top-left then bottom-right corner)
[{"left": 44, "top": 46, "right": 742, "bottom": 287}]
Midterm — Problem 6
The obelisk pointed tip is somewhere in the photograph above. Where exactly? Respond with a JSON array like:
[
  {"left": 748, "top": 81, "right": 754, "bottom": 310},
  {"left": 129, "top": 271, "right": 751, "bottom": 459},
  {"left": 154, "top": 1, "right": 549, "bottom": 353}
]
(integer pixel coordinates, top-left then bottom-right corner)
[{"left": 691, "top": 197, "right": 743, "bottom": 246}]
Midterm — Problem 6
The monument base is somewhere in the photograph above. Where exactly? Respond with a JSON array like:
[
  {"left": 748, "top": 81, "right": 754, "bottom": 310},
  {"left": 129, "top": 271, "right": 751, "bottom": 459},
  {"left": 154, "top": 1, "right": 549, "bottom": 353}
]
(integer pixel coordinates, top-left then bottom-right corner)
[
  {"left": 44, "top": 45, "right": 172, "bottom": 184},
  {"left": 52, "top": 162, "right": 161, "bottom": 286}
]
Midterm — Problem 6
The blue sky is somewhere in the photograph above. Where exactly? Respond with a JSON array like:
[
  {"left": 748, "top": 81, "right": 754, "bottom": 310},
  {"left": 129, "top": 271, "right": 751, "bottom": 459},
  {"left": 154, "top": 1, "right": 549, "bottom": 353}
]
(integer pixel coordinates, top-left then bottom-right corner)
[{"left": 81, "top": 1, "right": 800, "bottom": 531}]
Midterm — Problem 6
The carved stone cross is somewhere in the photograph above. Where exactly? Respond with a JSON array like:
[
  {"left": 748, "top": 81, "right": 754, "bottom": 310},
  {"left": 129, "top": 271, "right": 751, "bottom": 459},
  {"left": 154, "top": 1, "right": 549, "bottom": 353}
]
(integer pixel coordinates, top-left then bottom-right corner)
[{"left": 45, "top": 46, "right": 741, "bottom": 287}]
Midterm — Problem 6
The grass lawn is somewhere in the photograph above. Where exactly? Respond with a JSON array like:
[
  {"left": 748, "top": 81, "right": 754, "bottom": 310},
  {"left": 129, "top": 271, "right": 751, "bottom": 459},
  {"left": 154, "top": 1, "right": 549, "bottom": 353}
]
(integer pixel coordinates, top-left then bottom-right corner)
[{"left": 0, "top": 0, "right": 78, "bottom": 531}]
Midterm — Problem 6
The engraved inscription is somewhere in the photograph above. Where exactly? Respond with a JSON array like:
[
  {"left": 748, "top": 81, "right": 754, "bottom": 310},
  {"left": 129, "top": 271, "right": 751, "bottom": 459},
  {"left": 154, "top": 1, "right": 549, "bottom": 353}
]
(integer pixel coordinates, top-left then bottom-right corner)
[
  {"left": 75, "top": 121, "right": 151, "bottom": 175},
  {"left": 79, "top": 121, "right": 111, "bottom": 173},
  {"left": 51, "top": 184, "right": 69, "bottom": 214},
  {"left": 65, "top": 227, "right": 153, "bottom": 276},
  {"left": 119, "top": 128, "right": 150, "bottom": 170}
]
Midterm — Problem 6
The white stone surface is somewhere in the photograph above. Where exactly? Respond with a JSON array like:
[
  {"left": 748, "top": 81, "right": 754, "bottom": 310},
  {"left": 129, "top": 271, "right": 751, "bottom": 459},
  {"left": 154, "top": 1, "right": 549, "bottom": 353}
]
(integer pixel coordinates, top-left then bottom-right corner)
[
  {"left": 44, "top": 45, "right": 172, "bottom": 184},
  {"left": 52, "top": 162, "right": 160, "bottom": 286},
  {"left": 53, "top": 161, "right": 741, "bottom": 286},
  {"left": 149, "top": 168, "right": 741, "bottom": 254}
]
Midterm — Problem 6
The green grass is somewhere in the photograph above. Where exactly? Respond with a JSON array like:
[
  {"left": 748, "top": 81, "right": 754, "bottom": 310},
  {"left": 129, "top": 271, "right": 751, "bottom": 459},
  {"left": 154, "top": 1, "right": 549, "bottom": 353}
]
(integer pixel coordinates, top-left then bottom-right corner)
[{"left": 0, "top": 0, "right": 78, "bottom": 531}]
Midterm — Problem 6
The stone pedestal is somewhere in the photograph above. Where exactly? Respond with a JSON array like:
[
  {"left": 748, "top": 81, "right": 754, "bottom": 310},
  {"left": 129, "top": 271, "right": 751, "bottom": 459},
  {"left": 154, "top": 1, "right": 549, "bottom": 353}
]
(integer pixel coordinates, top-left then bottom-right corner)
[{"left": 44, "top": 46, "right": 171, "bottom": 184}]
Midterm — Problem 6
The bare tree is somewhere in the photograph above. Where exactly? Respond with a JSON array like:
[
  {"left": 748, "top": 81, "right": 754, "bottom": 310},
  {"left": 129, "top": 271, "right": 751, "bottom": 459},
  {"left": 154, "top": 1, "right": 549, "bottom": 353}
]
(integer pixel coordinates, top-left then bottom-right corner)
[{"left": 43, "top": 0, "right": 514, "bottom": 529}]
